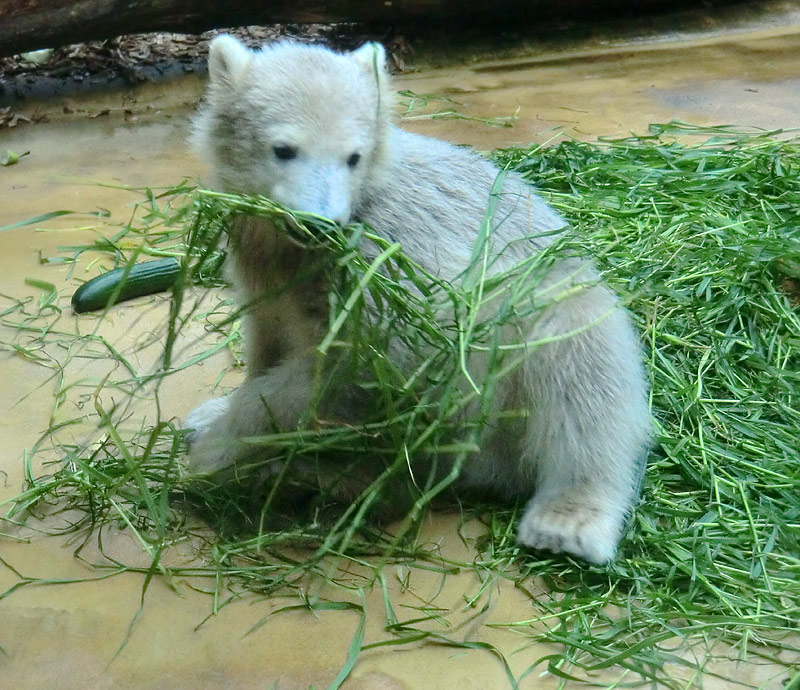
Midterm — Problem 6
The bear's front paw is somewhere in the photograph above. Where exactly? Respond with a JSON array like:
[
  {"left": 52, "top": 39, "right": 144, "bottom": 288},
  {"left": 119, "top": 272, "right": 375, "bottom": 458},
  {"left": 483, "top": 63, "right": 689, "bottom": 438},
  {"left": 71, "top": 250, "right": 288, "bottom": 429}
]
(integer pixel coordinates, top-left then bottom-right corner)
[
  {"left": 184, "top": 396, "right": 238, "bottom": 476},
  {"left": 184, "top": 396, "right": 230, "bottom": 445},
  {"left": 185, "top": 430, "right": 240, "bottom": 475},
  {"left": 517, "top": 496, "right": 623, "bottom": 564}
]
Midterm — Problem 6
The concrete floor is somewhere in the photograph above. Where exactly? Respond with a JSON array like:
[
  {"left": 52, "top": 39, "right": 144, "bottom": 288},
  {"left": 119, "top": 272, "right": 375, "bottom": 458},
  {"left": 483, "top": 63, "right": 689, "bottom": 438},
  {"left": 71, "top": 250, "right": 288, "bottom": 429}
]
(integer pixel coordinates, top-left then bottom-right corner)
[{"left": 1, "top": 6, "right": 799, "bottom": 689}]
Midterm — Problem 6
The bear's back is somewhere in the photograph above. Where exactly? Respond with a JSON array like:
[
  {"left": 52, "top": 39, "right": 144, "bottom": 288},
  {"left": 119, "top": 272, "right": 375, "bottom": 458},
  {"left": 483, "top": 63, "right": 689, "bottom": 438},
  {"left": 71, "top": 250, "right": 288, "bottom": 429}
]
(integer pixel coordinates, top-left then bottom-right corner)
[{"left": 357, "top": 128, "right": 566, "bottom": 280}]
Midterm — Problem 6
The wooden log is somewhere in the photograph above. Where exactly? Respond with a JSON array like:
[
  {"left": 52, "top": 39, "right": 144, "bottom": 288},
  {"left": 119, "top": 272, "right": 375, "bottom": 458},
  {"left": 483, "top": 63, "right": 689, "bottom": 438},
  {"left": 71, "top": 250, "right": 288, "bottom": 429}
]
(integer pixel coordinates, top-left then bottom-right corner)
[{"left": 0, "top": 0, "right": 730, "bottom": 58}]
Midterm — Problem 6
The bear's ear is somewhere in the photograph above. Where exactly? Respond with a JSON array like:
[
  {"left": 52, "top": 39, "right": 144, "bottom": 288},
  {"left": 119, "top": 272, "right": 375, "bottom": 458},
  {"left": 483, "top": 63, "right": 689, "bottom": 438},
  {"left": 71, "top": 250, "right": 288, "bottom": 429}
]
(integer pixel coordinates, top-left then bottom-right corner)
[
  {"left": 351, "top": 42, "right": 387, "bottom": 76},
  {"left": 208, "top": 35, "right": 252, "bottom": 89},
  {"left": 351, "top": 42, "right": 394, "bottom": 128}
]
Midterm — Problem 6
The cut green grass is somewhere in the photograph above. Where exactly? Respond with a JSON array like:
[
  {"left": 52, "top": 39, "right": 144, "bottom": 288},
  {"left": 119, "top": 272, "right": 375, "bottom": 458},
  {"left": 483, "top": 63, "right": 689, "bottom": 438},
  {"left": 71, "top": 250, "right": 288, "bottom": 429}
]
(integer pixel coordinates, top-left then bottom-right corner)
[
  {"left": 1, "top": 122, "right": 798, "bottom": 688},
  {"left": 398, "top": 89, "right": 520, "bottom": 127}
]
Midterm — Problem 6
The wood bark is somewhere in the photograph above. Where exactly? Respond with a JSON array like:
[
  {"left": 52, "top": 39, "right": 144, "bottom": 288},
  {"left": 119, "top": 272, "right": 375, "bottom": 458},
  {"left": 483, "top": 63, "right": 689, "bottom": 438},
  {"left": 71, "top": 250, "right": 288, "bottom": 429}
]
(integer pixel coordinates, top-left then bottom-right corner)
[{"left": 0, "top": 0, "right": 730, "bottom": 58}]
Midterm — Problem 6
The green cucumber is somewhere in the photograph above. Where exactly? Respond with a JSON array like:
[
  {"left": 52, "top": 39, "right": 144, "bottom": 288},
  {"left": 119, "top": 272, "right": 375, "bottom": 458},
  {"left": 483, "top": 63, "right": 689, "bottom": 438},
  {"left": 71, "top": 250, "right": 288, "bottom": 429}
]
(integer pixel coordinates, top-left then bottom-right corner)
[{"left": 71, "top": 258, "right": 182, "bottom": 313}]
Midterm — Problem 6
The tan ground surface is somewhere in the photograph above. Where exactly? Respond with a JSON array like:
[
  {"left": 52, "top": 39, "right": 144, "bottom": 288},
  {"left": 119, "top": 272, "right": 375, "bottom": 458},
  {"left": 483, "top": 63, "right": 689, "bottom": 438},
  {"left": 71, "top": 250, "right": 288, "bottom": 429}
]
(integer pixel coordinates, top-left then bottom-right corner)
[{"left": 2, "top": 12, "right": 799, "bottom": 690}]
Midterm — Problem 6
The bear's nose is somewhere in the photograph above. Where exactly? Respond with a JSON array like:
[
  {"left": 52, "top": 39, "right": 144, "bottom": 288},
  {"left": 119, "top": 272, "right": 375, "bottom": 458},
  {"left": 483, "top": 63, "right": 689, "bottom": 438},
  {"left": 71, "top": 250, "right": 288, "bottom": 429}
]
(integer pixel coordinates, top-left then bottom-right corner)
[{"left": 304, "top": 167, "right": 352, "bottom": 225}]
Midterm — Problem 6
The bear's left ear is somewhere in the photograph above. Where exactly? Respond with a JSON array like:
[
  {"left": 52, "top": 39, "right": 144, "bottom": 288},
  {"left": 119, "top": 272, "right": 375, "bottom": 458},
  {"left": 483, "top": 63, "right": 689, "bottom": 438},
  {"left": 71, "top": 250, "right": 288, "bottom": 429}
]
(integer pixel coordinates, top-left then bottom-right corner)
[
  {"left": 352, "top": 42, "right": 393, "bottom": 130},
  {"left": 351, "top": 42, "right": 387, "bottom": 76}
]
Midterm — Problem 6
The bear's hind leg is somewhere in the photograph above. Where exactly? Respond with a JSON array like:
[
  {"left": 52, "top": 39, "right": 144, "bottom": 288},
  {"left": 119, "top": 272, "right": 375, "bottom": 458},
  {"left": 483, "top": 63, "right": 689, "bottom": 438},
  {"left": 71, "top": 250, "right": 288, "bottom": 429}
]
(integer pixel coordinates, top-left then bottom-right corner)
[{"left": 515, "top": 285, "right": 650, "bottom": 564}]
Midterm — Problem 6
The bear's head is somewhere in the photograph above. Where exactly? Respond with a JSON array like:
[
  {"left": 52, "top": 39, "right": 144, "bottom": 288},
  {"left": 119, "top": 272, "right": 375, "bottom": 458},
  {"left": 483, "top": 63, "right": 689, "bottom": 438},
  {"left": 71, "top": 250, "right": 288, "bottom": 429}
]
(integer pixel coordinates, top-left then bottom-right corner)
[{"left": 192, "top": 36, "right": 394, "bottom": 225}]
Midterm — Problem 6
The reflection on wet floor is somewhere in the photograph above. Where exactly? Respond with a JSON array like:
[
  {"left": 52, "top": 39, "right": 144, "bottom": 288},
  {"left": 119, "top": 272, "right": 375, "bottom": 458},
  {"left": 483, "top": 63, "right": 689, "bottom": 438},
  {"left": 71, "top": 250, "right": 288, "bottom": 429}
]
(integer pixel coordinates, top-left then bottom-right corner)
[{"left": 1, "top": 11, "right": 799, "bottom": 690}]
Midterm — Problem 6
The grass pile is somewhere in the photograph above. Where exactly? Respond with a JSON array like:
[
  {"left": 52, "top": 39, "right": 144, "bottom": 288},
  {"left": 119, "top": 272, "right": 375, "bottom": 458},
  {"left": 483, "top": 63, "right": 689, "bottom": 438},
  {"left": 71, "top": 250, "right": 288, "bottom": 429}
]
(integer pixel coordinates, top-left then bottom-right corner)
[{"left": 1, "top": 122, "right": 799, "bottom": 688}]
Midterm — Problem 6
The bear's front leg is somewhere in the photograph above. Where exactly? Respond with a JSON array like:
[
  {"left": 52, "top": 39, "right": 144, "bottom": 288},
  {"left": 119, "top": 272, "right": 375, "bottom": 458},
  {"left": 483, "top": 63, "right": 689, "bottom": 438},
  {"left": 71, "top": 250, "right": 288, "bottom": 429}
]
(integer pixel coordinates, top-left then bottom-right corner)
[{"left": 185, "top": 357, "right": 314, "bottom": 476}]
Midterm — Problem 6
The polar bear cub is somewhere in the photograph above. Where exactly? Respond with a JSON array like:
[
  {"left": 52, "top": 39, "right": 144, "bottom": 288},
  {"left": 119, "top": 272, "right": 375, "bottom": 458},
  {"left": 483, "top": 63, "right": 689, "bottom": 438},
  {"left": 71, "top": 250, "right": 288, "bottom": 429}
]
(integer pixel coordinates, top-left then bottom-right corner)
[{"left": 186, "top": 35, "right": 652, "bottom": 564}]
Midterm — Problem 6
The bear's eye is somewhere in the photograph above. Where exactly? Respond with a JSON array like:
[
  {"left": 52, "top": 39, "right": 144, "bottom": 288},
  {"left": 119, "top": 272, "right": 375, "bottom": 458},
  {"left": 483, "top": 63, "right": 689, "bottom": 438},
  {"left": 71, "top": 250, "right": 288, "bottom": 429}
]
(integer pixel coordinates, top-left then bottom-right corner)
[
  {"left": 347, "top": 153, "right": 361, "bottom": 168},
  {"left": 273, "top": 145, "right": 298, "bottom": 161}
]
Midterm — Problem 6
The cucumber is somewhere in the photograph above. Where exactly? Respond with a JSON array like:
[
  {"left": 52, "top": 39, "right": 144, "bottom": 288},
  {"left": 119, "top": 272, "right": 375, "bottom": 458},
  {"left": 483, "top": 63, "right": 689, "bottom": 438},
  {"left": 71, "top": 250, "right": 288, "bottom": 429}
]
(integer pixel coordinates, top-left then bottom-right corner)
[{"left": 71, "top": 258, "right": 182, "bottom": 314}]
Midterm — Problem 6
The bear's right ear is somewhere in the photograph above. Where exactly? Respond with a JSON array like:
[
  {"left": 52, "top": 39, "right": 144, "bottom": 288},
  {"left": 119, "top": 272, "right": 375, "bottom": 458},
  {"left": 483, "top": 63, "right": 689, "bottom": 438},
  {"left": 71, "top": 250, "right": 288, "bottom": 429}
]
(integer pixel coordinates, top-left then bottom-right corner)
[
  {"left": 351, "top": 42, "right": 387, "bottom": 77},
  {"left": 207, "top": 35, "right": 252, "bottom": 89}
]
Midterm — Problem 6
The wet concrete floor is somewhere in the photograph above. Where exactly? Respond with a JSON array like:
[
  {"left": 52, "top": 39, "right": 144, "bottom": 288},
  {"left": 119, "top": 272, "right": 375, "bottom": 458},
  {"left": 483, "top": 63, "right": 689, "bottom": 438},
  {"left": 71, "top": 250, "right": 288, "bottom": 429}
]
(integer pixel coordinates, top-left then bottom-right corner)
[{"left": 2, "top": 10, "right": 800, "bottom": 690}]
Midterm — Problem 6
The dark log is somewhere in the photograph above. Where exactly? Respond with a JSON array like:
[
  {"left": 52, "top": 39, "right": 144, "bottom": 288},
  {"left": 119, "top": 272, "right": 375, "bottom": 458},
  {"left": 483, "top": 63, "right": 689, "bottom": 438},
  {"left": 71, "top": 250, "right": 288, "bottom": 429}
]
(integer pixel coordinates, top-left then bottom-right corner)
[
  {"left": 0, "top": 0, "right": 739, "bottom": 59},
  {"left": 0, "top": 0, "right": 509, "bottom": 57}
]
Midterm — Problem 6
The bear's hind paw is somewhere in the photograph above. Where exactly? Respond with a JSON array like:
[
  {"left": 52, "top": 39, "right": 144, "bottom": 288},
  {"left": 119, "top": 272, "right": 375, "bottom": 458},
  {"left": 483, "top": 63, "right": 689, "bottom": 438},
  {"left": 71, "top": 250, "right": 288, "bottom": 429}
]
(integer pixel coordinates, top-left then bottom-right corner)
[{"left": 517, "top": 496, "right": 623, "bottom": 564}]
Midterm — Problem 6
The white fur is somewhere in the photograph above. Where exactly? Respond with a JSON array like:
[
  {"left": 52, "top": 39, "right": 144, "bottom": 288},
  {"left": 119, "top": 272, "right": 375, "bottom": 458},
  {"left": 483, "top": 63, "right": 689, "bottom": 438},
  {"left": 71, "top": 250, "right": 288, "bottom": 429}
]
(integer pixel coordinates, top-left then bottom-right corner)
[{"left": 187, "top": 37, "right": 653, "bottom": 564}]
